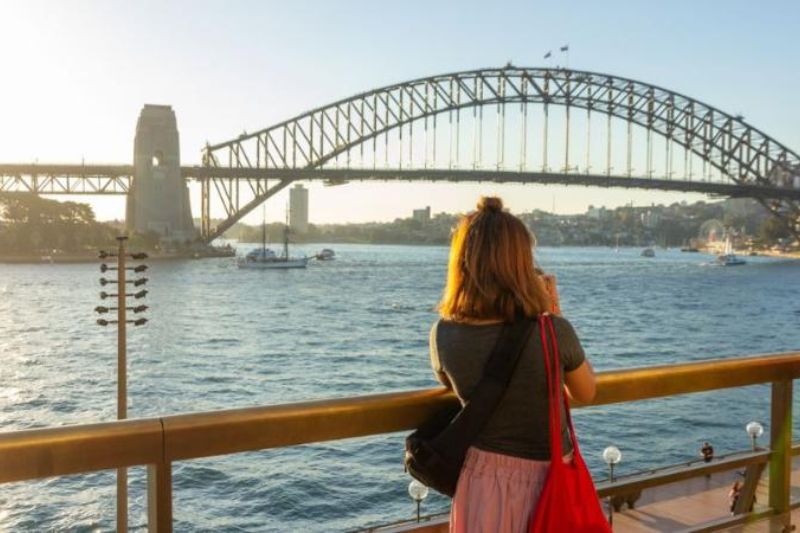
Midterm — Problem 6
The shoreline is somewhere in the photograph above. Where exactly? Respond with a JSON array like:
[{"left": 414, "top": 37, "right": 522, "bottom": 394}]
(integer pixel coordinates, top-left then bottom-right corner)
[
  {"left": 4, "top": 244, "right": 799, "bottom": 264},
  {"left": 753, "top": 249, "right": 800, "bottom": 260},
  {"left": 0, "top": 251, "right": 234, "bottom": 264}
]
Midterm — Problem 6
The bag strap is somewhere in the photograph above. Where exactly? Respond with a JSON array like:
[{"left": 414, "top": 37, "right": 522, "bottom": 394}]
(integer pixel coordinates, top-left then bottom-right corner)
[
  {"left": 433, "top": 317, "right": 534, "bottom": 455},
  {"left": 540, "top": 315, "right": 583, "bottom": 464}
]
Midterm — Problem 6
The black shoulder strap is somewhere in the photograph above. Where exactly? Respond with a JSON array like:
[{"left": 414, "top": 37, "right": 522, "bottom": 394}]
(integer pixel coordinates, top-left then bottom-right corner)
[{"left": 432, "top": 318, "right": 535, "bottom": 455}]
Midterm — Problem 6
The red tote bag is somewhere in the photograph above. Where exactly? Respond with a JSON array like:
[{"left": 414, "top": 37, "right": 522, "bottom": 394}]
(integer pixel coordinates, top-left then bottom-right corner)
[{"left": 529, "top": 315, "right": 611, "bottom": 533}]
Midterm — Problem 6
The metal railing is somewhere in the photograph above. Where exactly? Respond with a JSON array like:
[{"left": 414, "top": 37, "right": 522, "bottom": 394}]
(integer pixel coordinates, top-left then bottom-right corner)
[{"left": 1, "top": 351, "right": 799, "bottom": 532}]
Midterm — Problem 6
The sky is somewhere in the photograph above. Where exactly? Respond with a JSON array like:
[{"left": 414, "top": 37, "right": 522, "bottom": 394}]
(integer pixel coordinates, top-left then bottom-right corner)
[{"left": 1, "top": 0, "right": 799, "bottom": 224}]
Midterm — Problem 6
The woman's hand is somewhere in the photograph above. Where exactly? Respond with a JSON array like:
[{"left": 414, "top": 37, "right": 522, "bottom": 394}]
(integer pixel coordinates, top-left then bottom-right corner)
[{"left": 541, "top": 274, "right": 562, "bottom": 316}]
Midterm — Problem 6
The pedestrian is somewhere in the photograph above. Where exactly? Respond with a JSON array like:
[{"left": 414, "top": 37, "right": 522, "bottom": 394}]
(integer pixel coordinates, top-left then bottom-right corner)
[
  {"left": 701, "top": 441, "right": 714, "bottom": 463},
  {"left": 429, "top": 196, "right": 599, "bottom": 532}
]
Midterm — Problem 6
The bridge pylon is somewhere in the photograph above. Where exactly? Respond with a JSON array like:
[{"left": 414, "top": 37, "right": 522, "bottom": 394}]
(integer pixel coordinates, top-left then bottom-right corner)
[{"left": 126, "top": 105, "right": 195, "bottom": 242}]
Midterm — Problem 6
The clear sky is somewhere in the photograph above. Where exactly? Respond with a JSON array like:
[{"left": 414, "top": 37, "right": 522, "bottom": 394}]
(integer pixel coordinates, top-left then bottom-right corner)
[{"left": 1, "top": 0, "right": 798, "bottom": 223}]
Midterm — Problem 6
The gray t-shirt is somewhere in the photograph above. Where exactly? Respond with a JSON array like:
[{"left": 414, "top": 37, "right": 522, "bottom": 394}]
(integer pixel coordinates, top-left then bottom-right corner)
[{"left": 429, "top": 316, "right": 586, "bottom": 460}]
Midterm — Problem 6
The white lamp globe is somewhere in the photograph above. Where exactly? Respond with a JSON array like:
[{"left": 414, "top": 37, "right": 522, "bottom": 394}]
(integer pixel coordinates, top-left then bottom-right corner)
[
  {"left": 603, "top": 446, "right": 622, "bottom": 465},
  {"left": 408, "top": 480, "right": 429, "bottom": 502},
  {"left": 746, "top": 421, "right": 764, "bottom": 439}
]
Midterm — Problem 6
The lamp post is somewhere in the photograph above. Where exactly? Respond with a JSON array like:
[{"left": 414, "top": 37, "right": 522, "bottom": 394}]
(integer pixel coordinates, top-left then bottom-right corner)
[
  {"left": 746, "top": 421, "right": 764, "bottom": 451},
  {"left": 603, "top": 446, "right": 622, "bottom": 526},
  {"left": 96, "top": 236, "right": 149, "bottom": 533},
  {"left": 408, "top": 480, "right": 429, "bottom": 523}
]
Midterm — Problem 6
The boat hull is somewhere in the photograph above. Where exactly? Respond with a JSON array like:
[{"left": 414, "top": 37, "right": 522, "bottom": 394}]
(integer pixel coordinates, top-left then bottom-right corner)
[
  {"left": 716, "top": 254, "right": 746, "bottom": 266},
  {"left": 238, "top": 258, "right": 309, "bottom": 269}
]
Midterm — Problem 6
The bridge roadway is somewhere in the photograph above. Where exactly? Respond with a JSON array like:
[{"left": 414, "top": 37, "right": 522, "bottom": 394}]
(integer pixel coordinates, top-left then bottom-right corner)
[{"left": 2, "top": 163, "right": 800, "bottom": 200}]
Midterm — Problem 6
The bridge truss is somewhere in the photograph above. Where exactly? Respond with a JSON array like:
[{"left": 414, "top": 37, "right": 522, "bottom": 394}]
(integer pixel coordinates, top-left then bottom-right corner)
[
  {"left": 201, "top": 66, "right": 800, "bottom": 242},
  {"left": 0, "top": 164, "right": 132, "bottom": 194},
  {"left": 2, "top": 67, "right": 799, "bottom": 243}
]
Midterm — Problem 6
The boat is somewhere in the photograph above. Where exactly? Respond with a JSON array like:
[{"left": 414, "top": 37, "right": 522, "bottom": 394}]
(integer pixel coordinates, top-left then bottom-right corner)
[
  {"left": 716, "top": 235, "right": 746, "bottom": 266},
  {"left": 238, "top": 215, "right": 309, "bottom": 270},
  {"left": 316, "top": 248, "right": 336, "bottom": 261},
  {"left": 641, "top": 247, "right": 655, "bottom": 258},
  {"left": 680, "top": 246, "right": 700, "bottom": 253}
]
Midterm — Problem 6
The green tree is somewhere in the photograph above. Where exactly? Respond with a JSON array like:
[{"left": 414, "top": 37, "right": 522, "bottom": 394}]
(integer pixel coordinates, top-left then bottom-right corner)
[{"left": 758, "top": 217, "right": 791, "bottom": 243}]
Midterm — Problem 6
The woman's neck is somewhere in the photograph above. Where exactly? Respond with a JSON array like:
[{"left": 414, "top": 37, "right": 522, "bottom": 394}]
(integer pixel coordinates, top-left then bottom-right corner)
[{"left": 453, "top": 316, "right": 504, "bottom": 325}]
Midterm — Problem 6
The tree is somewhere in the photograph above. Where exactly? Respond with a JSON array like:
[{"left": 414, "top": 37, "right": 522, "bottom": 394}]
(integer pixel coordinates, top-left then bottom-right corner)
[
  {"left": 0, "top": 193, "right": 118, "bottom": 255},
  {"left": 758, "top": 217, "right": 791, "bottom": 243}
]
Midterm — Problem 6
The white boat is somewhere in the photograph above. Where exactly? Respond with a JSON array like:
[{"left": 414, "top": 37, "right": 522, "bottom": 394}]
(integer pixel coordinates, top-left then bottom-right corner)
[
  {"left": 716, "top": 235, "right": 746, "bottom": 266},
  {"left": 238, "top": 218, "right": 309, "bottom": 270},
  {"left": 239, "top": 255, "right": 309, "bottom": 269}
]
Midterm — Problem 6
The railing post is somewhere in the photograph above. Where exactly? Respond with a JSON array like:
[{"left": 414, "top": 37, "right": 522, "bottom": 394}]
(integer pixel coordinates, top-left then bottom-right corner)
[
  {"left": 769, "top": 379, "right": 793, "bottom": 524},
  {"left": 148, "top": 461, "right": 173, "bottom": 533}
]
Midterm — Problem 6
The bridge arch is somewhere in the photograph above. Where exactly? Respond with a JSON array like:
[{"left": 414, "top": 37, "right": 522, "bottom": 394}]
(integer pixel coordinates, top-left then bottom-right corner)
[{"left": 201, "top": 67, "right": 800, "bottom": 240}]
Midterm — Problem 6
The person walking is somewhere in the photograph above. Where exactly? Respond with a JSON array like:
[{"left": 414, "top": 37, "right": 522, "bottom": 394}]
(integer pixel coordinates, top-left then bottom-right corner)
[{"left": 429, "top": 196, "right": 598, "bottom": 533}]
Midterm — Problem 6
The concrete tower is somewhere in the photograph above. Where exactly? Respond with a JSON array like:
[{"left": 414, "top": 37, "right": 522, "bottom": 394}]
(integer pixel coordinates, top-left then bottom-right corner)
[
  {"left": 126, "top": 105, "right": 195, "bottom": 241},
  {"left": 289, "top": 184, "right": 309, "bottom": 233}
]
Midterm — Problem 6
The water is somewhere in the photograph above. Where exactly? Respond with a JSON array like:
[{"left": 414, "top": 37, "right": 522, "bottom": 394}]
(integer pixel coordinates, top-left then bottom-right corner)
[{"left": 1, "top": 245, "right": 799, "bottom": 531}]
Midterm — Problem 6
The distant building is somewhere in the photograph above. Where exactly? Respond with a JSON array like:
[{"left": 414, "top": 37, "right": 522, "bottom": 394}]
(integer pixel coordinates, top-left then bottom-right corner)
[
  {"left": 586, "top": 205, "right": 607, "bottom": 220},
  {"left": 289, "top": 184, "right": 309, "bottom": 233},
  {"left": 412, "top": 206, "right": 431, "bottom": 222},
  {"left": 641, "top": 210, "right": 661, "bottom": 229}
]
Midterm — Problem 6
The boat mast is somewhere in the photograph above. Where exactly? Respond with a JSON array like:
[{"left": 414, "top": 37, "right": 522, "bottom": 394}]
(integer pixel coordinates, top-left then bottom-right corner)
[
  {"left": 262, "top": 205, "right": 267, "bottom": 257},
  {"left": 283, "top": 205, "right": 290, "bottom": 260}
]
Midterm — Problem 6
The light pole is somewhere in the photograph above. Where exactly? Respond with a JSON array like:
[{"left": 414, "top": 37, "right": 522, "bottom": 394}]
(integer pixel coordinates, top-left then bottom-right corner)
[
  {"left": 96, "top": 237, "right": 149, "bottom": 533},
  {"left": 746, "top": 421, "right": 764, "bottom": 451},
  {"left": 408, "top": 480, "right": 429, "bottom": 523},
  {"left": 603, "top": 446, "right": 622, "bottom": 526}
]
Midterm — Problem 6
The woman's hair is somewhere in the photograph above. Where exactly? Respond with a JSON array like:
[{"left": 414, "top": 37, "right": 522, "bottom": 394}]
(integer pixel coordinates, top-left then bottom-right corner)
[{"left": 438, "top": 196, "right": 552, "bottom": 322}]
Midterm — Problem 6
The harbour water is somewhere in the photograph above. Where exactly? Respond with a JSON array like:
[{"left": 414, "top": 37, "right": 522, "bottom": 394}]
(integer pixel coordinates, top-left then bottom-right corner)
[{"left": 1, "top": 244, "right": 799, "bottom": 531}]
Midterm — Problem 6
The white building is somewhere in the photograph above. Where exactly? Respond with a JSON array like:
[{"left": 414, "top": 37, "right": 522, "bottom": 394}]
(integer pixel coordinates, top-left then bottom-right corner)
[{"left": 289, "top": 184, "right": 309, "bottom": 233}]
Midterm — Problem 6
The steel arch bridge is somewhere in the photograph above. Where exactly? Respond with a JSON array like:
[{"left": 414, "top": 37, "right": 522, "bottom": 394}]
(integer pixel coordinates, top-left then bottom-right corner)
[
  {"left": 200, "top": 66, "right": 800, "bottom": 242},
  {"left": 2, "top": 67, "right": 799, "bottom": 243}
]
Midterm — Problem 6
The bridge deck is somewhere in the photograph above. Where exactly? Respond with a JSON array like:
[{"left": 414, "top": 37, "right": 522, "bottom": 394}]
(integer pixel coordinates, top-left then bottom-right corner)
[{"left": 2, "top": 163, "right": 800, "bottom": 200}]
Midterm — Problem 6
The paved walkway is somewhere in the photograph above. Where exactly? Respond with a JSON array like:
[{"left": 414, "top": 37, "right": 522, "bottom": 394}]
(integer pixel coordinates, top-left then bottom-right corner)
[
  {"left": 611, "top": 457, "right": 800, "bottom": 532},
  {"left": 372, "top": 459, "right": 800, "bottom": 532}
]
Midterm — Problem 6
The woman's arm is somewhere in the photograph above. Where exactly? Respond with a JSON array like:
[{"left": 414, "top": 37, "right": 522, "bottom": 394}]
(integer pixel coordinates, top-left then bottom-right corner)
[
  {"left": 564, "top": 359, "right": 597, "bottom": 404},
  {"left": 435, "top": 369, "right": 453, "bottom": 389},
  {"left": 429, "top": 322, "right": 453, "bottom": 389}
]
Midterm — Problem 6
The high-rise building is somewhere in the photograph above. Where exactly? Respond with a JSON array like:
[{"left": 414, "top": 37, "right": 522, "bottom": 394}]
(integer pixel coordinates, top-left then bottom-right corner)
[
  {"left": 412, "top": 206, "right": 431, "bottom": 222},
  {"left": 289, "top": 184, "right": 309, "bottom": 233}
]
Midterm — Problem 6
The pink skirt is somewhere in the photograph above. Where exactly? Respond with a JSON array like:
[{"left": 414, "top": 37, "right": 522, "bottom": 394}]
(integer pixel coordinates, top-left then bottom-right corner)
[{"left": 450, "top": 447, "right": 551, "bottom": 533}]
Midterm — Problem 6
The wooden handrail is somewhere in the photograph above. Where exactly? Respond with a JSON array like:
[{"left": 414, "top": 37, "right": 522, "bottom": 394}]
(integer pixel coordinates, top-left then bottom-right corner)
[
  {"left": 0, "top": 418, "right": 162, "bottom": 484},
  {"left": 591, "top": 351, "right": 800, "bottom": 406},
  {"left": 1, "top": 351, "right": 798, "bottom": 483},
  {"left": 163, "top": 351, "right": 800, "bottom": 461}
]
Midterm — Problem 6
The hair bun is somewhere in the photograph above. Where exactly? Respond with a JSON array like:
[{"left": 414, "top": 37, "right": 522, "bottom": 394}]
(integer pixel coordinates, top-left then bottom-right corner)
[{"left": 477, "top": 196, "right": 503, "bottom": 213}]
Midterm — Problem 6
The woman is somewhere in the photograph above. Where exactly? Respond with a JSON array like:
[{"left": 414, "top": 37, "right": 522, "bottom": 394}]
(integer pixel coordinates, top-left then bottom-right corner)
[{"left": 429, "top": 196, "right": 597, "bottom": 533}]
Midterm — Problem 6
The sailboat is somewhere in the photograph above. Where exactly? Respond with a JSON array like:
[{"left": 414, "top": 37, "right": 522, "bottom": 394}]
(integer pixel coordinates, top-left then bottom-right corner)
[
  {"left": 716, "top": 234, "right": 746, "bottom": 266},
  {"left": 238, "top": 210, "right": 309, "bottom": 270}
]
